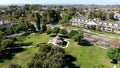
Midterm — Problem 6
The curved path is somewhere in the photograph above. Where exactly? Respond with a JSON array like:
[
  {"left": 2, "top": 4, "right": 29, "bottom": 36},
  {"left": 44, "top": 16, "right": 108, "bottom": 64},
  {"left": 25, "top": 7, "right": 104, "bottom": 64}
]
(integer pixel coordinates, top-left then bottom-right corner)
[{"left": 2, "top": 46, "right": 35, "bottom": 51}]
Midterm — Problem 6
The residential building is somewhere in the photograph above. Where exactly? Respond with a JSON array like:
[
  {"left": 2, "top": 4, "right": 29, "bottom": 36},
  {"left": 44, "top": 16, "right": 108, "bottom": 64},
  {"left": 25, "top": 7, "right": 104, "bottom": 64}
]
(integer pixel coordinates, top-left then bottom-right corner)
[
  {"left": 114, "top": 13, "right": 120, "bottom": 20},
  {"left": 70, "top": 12, "right": 120, "bottom": 34}
]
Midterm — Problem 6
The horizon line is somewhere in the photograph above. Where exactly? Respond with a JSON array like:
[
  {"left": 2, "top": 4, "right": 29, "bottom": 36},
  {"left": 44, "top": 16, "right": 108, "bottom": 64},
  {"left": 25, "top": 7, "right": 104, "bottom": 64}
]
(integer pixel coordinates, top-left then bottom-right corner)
[{"left": 0, "top": 3, "right": 120, "bottom": 6}]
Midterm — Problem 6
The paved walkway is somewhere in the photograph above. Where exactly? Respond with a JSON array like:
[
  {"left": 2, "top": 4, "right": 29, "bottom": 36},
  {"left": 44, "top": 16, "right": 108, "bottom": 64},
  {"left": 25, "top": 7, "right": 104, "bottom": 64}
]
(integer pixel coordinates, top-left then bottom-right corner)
[
  {"left": 94, "top": 44, "right": 108, "bottom": 49},
  {"left": 2, "top": 46, "right": 35, "bottom": 51},
  {"left": 6, "top": 32, "right": 26, "bottom": 37}
]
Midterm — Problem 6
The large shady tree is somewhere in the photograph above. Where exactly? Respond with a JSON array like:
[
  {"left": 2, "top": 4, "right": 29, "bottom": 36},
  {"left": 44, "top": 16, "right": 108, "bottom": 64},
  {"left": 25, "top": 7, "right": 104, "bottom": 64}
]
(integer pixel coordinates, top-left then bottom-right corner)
[
  {"left": 107, "top": 47, "right": 120, "bottom": 64},
  {"left": 27, "top": 44, "right": 66, "bottom": 68}
]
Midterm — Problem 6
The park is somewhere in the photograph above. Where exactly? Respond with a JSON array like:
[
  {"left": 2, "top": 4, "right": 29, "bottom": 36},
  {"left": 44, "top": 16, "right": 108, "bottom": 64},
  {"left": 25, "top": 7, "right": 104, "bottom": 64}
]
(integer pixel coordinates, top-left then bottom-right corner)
[{"left": 0, "top": 30, "right": 120, "bottom": 68}]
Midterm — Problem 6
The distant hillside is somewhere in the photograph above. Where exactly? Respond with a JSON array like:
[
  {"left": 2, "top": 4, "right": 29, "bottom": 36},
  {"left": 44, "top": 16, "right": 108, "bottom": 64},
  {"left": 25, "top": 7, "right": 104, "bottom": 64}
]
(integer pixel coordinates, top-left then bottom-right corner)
[{"left": 0, "top": 4, "right": 120, "bottom": 9}]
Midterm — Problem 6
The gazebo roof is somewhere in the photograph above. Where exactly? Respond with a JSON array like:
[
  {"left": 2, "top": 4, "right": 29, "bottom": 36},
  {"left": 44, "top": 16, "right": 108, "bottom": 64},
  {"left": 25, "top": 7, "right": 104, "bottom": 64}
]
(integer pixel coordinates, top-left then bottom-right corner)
[{"left": 52, "top": 36, "right": 64, "bottom": 44}]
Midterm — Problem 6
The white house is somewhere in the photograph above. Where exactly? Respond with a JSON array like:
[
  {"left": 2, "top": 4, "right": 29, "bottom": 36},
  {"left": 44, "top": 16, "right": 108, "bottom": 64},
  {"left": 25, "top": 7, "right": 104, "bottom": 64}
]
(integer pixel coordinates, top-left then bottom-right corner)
[
  {"left": 114, "top": 13, "right": 120, "bottom": 20},
  {"left": 0, "top": 20, "right": 4, "bottom": 25},
  {"left": 70, "top": 12, "right": 120, "bottom": 34},
  {"left": 0, "top": 20, "right": 11, "bottom": 25},
  {"left": 87, "top": 21, "right": 97, "bottom": 26}
]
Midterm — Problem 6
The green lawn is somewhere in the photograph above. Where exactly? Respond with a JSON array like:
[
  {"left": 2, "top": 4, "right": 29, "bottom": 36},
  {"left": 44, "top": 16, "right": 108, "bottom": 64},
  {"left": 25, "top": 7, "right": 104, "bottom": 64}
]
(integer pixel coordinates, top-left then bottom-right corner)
[
  {"left": 0, "top": 47, "right": 39, "bottom": 68},
  {"left": 0, "top": 33, "right": 52, "bottom": 68},
  {"left": 0, "top": 33, "right": 120, "bottom": 68},
  {"left": 24, "top": 33, "right": 53, "bottom": 45},
  {"left": 65, "top": 39, "right": 118, "bottom": 68}
]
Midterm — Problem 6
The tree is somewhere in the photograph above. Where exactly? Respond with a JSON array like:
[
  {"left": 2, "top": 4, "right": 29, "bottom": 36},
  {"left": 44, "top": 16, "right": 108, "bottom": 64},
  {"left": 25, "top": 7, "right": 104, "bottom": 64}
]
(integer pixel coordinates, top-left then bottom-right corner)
[
  {"left": 108, "top": 12, "right": 114, "bottom": 20},
  {"left": 0, "top": 31, "right": 4, "bottom": 37},
  {"left": 41, "top": 24, "right": 47, "bottom": 32},
  {"left": 69, "top": 30, "right": 78, "bottom": 37},
  {"left": 41, "top": 16, "right": 47, "bottom": 24},
  {"left": 30, "top": 24, "right": 36, "bottom": 33},
  {"left": 47, "top": 18, "right": 54, "bottom": 24},
  {"left": 96, "top": 25, "right": 101, "bottom": 31},
  {"left": 0, "top": 26, "right": 5, "bottom": 31},
  {"left": 59, "top": 29, "right": 68, "bottom": 35},
  {"left": 95, "top": 10, "right": 102, "bottom": 18},
  {"left": 59, "top": 14, "right": 72, "bottom": 24},
  {"left": 18, "top": 17, "right": 24, "bottom": 23},
  {"left": 59, "top": 18, "right": 67, "bottom": 24},
  {"left": 78, "top": 8, "right": 83, "bottom": 15},
  {"left": 73, "top": 34, "right": 83, "bottom": 41},
  {"left": 0, "top": 39, "right": 13, "bottom": 51},
  {"left": 5, "top": 26, "right": 14, "bottom": 35},
  {"left": 28, "top": 44, "right": 65, "bottom": 68},
  {"left": 36, "top": 13, "right": 41, "bottom": 31},
  {"left": 52, "top": 27, "right": 60, "bottom": 34},
  {"left": 46, "top": 10, "right": 57, "bottom": 24},
  {"left": 0, "top": 31, "right": 4, "bottom": 42},
  {"left": 27, "top": 13, "right": 34, "bottom": 22},
  {"left": 15, "top": 23, "right": 24, "bottom": 33},
  {"left": 46, "top": 29, "right": 52, "bottom": 35},
  {"left": 22, "top": 22, "right": 29, "bottom": 31},
  {"left": 101, "top": 12, "right": 107, "bottom": 20},
  {"left": 107, "top": 48, "right": 120, "bottom": 64}
]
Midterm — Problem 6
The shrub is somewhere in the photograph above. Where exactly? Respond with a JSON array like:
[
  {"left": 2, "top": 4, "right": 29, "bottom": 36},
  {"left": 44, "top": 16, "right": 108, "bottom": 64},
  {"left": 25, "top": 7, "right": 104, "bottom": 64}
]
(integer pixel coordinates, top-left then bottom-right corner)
[
  {"left": 41, "top": 24, "right": 47, "bottom": 32},
  {"left": 46, "top": 29, "right": 52, "bottom": 35},
  {"left": 73, "top": 34, "right": 83, "bottom": 41},
  {"left": 0, "top": 39, "right": 13, "bottom": 51},
  {"left": 49, "top": 33, "right": 57, "bottom": 37},
  {"left": 0, "top": 31, "right": 4, "bottom": 37},
  {"left": 52, "top": 27, "right": 60, "bottom": 34},
  {"left": 59, "top": 29, "right": 68, "bottom": 35},
  {"left": 107, "top": 48, "right": 120, "bottom": 64},
  {"left": 69, "top": 30, "right": 78, "bottom": 37}
]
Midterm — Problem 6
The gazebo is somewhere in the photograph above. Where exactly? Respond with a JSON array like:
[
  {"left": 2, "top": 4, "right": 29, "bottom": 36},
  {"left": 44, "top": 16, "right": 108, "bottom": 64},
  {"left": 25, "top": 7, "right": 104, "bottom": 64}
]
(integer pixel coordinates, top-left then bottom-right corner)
[{"left": 50, "top": 36, "right": 64, "bottom": 45}]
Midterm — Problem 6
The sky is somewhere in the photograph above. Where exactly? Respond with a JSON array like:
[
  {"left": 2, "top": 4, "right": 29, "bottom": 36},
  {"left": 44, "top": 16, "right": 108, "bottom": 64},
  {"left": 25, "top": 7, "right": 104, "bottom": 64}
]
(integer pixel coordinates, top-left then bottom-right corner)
[{"left": 0, "top": 0, "right": 120, "bottom": 5}]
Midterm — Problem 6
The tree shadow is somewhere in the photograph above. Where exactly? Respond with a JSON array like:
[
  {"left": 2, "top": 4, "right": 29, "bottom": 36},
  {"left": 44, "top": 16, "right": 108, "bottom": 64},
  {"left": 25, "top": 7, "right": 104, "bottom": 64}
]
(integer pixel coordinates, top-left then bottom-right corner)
[
  {"left": 49, "top": 34, "right": 57, "bottom": 37},
  {"left": 111, "top": 59, "right": 118, "bottom": 64},
  {"left": 59, "top": 35, "right": 70, "bottom": 39},
  {"left": 21, "top": 32, "right": 30, "bottom": 36},
  {"left": 64, "top": 54, "right": 80, "bottom": 68},
  {"left": 0, "top": 48, "right": 24, "bottom": 63},
  {"left": 78, "top": 39, "right": 93, "bottom": 46}
]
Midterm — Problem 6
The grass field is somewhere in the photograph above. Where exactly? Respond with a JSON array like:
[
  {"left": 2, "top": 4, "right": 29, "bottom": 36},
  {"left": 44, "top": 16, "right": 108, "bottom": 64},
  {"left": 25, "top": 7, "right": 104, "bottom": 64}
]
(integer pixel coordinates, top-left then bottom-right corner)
[
  {"left": 0, "top": 33, "right": 52, "bottom": 68},
  {"left": 0, "top": 47, "right": 39, "bottom": 68},
  {"left": 24, "top": 33, "right": 53, "bottom": 45},
  {"left": 0, "top": 33, "right": 120, "bottom": 68},
  {"left": 65, "top": 39, "right": 119, "bottom": 68}
]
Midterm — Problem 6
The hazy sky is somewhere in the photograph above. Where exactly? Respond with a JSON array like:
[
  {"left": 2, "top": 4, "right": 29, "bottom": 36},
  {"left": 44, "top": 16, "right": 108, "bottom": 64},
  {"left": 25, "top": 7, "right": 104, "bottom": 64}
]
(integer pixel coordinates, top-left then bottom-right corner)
[{"left": 0, "top": 0, "right": 120, "bottom": 5}]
